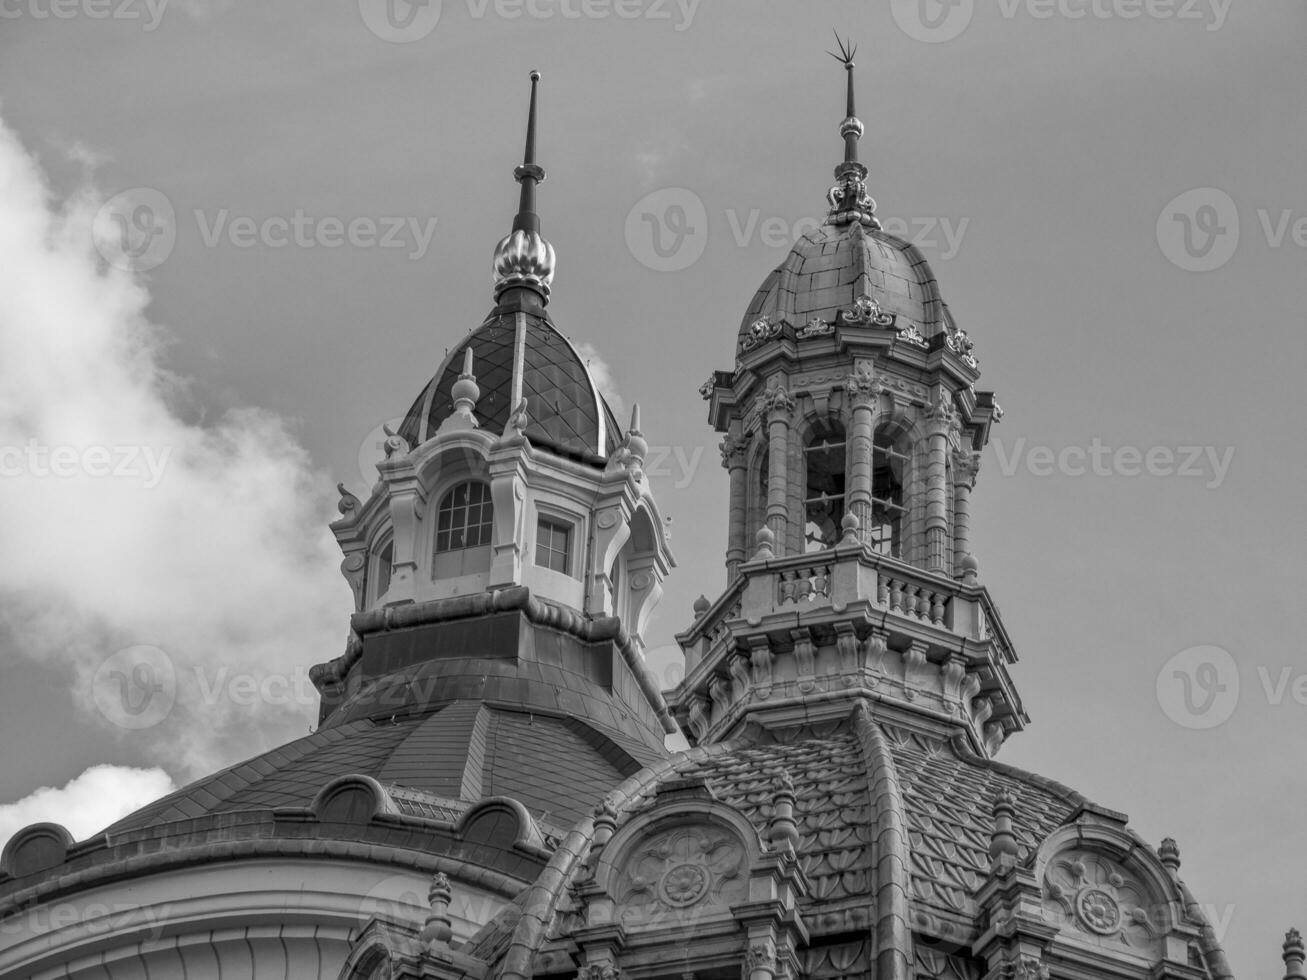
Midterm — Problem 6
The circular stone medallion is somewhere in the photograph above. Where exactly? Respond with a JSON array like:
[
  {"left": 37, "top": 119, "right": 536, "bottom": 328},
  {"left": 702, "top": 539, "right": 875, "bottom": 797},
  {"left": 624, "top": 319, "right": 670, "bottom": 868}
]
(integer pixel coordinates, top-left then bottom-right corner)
[
  {"left": 658, "top": 862, "right": 709, "bottom": 907},
  {"left": 1076, "top": 887, "right": 1122, "bottom": 934}
]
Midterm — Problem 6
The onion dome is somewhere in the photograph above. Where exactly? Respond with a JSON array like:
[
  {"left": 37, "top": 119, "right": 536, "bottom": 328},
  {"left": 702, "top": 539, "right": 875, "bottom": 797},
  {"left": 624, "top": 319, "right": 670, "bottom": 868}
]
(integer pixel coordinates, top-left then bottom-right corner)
[
  {"left": 398, "top": 311, "right": 621, "bottom": 460},
  {"left": 398, "top": 71, "right": 621, "bottom": 461}
]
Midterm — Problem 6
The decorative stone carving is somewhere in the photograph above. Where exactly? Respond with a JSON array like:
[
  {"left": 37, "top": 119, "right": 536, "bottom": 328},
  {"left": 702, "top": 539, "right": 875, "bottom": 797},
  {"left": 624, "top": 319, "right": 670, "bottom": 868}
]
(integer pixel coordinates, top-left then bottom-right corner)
[
  {"left": 896, "top": 322, "right": 929, "bottom": 348},
  {"left": 797, "top": 315, "right": 834, "bottom": 339},
  {"left": 614, "top": 826, "right": 747, "bottom": 924},
  {"left": 699, "top": 374, "right": 717, "bottom": 399},
  {"left": 1042, "top": 851, "right": 1163, "bottom": 949},
  {"left": 1000, "top": 955, "right": 1049, "bottom": 980},
  {"left": 760, "top": 384, "right": 796, "bottom": 418},
  {"left": 341, "top": 553, "right": 366, "bottom": 611},
  {"left": 946, "top": 328, "right": 979, "bottom": 368},
  {"left": 381, "top": 424, "right": 410, "bottom": 459},
  {"left": 838, "top": 294, "right": 894, "bottom": 326},
  {"left": 336, "top": 482, "right": 363, "bottom": 519},
  {"left": 579, "top": 964, "right": 621, "bottom": 980},
  {"left": 504, "top": 397, "right": 530, "bottom": 438},
  {"left": 844, "top": 363, "right": 885, "bottom": 407},
  {"left": 720, "top": 434, "right": 750, "bottom": 469},
  {"left": 739, "top": 314, "right": 784, "bottom": 353}
]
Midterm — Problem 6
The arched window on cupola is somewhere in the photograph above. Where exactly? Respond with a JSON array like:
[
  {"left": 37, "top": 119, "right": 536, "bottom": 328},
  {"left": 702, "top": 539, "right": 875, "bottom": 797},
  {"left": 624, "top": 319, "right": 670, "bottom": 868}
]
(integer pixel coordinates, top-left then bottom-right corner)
[
  {"left": 870, "top": 426, "right": 910, "bottom": 558},
  {"left": 432, "top": 480, "right": 494, "bottom": 578},
  {"left": 803, "top": 421, "right": 847, "bottom": 551}
]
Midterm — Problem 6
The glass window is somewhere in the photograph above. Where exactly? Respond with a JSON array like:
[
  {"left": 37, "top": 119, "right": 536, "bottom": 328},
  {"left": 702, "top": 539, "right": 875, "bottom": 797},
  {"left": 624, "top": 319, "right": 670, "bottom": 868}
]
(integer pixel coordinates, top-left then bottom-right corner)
[
  {"left": 535, "top": 517, "right": 572, "bottom": 574},
  {"left": 804, "top": 423, "right": 846, "bottom": 551},
  {"left": 435, "top": 481, "right": 493, "bottom": 553},
  {"left": 870, "top": 429, "right": 909, "bottom": 558}
]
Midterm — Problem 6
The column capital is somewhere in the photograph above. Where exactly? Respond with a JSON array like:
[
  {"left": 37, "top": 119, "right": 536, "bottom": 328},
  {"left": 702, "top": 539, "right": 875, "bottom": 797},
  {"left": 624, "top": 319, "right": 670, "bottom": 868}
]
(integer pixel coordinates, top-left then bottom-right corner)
[
  {"left": 761, "top": 384, "right": 796, "bottom": 421},
  {"left": 844, "top": 363, "right": 885, "bottom": 410},
  {"left": 720, "top": 433, "right": 751, "bottom": 470},
  {"left": 952, "top": 448, "right": 982, "bottom": 486}
]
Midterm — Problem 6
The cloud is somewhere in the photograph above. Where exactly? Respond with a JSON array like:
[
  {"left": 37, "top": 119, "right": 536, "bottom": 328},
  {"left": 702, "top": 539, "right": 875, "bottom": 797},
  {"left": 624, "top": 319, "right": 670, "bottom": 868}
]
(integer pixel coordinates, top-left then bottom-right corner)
[
  {"left": 0, "top": 766, "right": 176, "bottom": 847},
  {"left": 0, "top": 115, "right": 348, "bottom": 782},
  {"left": 574, "top": 341, "right": 626, "bottom": 422}
]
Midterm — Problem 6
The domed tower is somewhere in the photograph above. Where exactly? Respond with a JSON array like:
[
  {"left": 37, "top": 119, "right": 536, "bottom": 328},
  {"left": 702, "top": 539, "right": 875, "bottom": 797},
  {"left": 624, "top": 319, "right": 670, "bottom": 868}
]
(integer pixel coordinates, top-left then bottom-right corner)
[
  {"left": 680, "top": 38, "right": 1015, "bottom": 758},
  {"left": 0, "top": 73, "right": 677, "bottom": 980}
]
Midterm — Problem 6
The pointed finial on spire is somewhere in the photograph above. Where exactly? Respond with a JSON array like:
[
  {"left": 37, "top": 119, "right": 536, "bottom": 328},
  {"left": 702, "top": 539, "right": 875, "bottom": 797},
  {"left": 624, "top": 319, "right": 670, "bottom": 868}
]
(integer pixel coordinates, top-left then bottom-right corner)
[
  {"left": 824, "top": 34, "right": 880, "bottom": 230},
  {"left": 493, "top": 70, "right": 556, "bottom": 305},
  {"left": 828, "top": 32, "right": 863, "bottom": 166},
  {"left": 514, "top": 70, "right": 545, "bottom": 234}
]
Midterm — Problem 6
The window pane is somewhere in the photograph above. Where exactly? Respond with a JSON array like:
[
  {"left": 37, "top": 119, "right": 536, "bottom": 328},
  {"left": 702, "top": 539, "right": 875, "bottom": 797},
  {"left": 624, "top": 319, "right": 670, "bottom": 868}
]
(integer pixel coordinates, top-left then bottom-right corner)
[
  {"left": 535, "top": 518, "right": 571, "bottom": 574},
  {"left": 435, "top": 481, "right": 494, "bottom": 555}
]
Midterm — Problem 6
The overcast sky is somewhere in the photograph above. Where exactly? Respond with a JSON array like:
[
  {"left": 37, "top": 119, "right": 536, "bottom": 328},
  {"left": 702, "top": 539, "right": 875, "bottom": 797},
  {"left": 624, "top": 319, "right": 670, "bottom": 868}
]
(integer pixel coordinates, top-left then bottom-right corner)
[{"left": 0, "top": 1, "right": 1303, "bottom": 974}]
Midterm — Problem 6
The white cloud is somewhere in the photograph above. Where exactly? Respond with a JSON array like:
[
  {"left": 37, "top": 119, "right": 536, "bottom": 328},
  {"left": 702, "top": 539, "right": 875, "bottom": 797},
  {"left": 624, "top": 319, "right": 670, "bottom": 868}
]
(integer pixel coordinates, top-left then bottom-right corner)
[
  {"left": 0, "top": 116, "right": 348, "bottom": 781},
  {"left": 574, "top": 341, "right": 626, "bottom": 422},
  {"left": 0, "top": 766, "right": 176, "bottom": 847}
]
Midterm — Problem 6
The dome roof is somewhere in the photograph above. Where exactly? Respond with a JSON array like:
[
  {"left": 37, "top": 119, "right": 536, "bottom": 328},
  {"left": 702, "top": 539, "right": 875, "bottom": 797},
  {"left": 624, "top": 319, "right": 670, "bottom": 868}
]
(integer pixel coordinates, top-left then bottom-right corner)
[
  {"left": 738, "top": 220, "right": 948, "bottom": 349},
  {"left": 399, "top": 308, "right": 621, "bottom": 462}
]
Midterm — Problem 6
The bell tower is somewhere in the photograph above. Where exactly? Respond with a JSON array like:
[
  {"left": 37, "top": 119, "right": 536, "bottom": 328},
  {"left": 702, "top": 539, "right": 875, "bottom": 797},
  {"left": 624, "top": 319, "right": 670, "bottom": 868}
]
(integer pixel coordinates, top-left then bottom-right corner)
[{"left": 673, "top": 41, "right": 1023, "bottom": 757}]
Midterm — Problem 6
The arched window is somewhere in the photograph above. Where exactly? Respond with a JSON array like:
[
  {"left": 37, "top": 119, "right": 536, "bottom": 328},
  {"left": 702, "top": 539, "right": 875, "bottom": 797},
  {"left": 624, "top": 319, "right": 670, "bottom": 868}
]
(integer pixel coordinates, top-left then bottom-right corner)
[
  {"left": 870, "top": 428, "right": 909, "bottom": 558},
  {"left": 804, "top": 422, "right": 846, "bottom": 551},
  {"left": 435, "top": 481, "right": 493, "bottom": 553}
]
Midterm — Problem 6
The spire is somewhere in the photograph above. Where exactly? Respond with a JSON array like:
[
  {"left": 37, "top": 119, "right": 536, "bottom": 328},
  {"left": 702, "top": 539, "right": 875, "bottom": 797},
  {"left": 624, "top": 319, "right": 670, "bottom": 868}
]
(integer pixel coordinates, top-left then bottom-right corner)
[
  {"left": 825, "top": 34, "right": 880, "bottom": 229},
  {"left": 513, "top": 70, "right": 544, "bottom": 234},
  {"left": 493, "top": 70, "right": 556, "bottom": 306}
]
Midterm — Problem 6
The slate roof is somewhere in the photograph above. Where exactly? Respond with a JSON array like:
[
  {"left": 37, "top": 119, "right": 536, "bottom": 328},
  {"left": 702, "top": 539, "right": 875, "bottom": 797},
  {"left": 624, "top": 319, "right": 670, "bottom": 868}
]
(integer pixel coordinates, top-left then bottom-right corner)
[
  {"left": 400, "top": 308, "right": 621, "bottom": 461},
  {"left": 105, "top": 701, "right": 653, "bottom": 837},
  {"left": 536, "top": 716, "right": 1090, "bottom": 951},
  {"left": 739, "top": 221, "right": 945, "bottom": 344}
]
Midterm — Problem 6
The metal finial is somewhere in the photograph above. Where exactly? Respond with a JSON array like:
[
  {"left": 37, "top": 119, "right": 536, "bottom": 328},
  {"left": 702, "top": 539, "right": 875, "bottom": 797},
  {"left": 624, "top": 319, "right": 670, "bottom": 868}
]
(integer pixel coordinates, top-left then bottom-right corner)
[
  {"left": 494, "top": 70, "right": 556, "bottom": 303},
  {"left": 513, "top": 70, "right": 545, "bottom": 234},
  {"left": 828, "top": 32, "right": 863, "bottom": 166}
]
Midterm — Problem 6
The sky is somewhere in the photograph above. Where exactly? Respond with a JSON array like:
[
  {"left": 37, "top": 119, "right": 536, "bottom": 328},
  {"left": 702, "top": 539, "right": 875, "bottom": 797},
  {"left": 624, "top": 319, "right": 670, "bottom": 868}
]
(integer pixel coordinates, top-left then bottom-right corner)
[{"left": 0, "top": 0, "right": 1303, "bottom": 974}]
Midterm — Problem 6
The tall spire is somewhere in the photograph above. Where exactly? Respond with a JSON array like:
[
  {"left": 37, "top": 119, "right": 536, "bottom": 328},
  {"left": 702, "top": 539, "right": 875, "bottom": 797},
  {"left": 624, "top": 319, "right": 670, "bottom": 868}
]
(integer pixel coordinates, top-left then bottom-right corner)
[
  {"left": 493, "top": 70, "right": 556, "bottom": 306},
  {"left": 825, "top": 34, "right": 880, "bottom": 229}
]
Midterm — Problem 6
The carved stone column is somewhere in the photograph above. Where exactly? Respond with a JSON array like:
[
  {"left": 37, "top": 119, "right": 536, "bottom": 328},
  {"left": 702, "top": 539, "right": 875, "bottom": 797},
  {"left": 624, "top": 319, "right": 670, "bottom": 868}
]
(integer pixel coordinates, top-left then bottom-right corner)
[
  {"left": 952, "top": 449, "right": 980, "bottom": 574},
  {"left": 721, "top": 433, "right": 750, "bottom": 579},
  {"left": 844, "top": 365, "right": 882, "bottom": 547},
  {"left": 923, "top": 393, "right": 957, "bottom": 573},
  {"left": 762, "top": 386, "right": 795, "bottom": 557}
]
